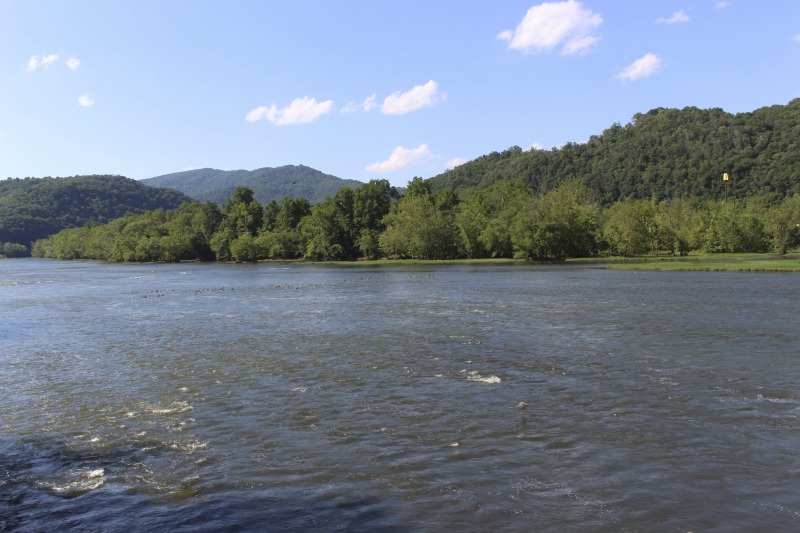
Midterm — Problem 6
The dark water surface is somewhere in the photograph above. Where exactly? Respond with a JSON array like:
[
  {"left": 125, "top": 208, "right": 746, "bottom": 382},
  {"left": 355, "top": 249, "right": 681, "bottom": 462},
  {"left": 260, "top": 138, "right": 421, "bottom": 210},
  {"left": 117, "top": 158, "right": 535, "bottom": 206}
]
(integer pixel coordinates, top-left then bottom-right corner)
[{"left": 2, "top": 259, "right": 799, "bottom": 532}]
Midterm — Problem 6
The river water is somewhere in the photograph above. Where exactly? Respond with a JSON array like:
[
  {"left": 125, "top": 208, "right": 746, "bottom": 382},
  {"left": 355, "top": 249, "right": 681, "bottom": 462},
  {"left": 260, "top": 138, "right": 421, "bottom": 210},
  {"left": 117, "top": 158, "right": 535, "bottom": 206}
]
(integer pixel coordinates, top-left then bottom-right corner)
[{"left": 1, "top": 259, "right": 799, "bottom": 532}]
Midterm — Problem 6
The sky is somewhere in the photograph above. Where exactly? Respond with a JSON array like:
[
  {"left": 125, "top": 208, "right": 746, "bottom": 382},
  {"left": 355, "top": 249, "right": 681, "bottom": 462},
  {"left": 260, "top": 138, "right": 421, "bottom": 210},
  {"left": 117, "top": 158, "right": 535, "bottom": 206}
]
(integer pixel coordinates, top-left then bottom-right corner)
[{"left": 2, "top": 1, "right": 799, "bottom": 188}]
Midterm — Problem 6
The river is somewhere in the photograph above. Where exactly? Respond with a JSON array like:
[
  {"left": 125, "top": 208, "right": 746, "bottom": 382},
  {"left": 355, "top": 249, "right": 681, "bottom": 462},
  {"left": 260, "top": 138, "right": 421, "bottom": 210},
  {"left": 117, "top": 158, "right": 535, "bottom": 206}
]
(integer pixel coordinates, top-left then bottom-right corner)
[{"left": 2, "top": 259, "right": 799, "bottom": 531}]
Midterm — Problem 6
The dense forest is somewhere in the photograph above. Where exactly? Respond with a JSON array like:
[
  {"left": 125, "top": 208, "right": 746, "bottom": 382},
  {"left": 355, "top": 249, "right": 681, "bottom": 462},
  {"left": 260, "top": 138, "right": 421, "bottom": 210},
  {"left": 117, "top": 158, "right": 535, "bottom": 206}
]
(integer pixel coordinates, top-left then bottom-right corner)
[
  {"left": 32, "top": 179, "right": 800, "bottom": 262},
  {"left": 8, "top": 100, "right": 800, "bottom": 260},
  {"left": 0, "top": 175, "right": 191, "bottom": 253},
  {"left": 140, "top": 165, "right": 365, "bottom": 205},
  {"left": 430, "top": 99, "right": 800, "bottom": 204}
]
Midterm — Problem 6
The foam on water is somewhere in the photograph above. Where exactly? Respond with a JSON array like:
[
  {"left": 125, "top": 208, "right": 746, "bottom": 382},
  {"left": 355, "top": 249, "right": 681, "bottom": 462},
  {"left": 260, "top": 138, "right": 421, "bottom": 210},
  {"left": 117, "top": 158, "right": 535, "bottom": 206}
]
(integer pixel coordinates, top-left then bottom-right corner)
[
  {"left": 37, "top": 467, "right": 106, "bottom": 498},
  {"left": 463, "top": 370, "right": 502, "bottom": 384},
  {"left": 139, "top": 401, "right": 193, "bottom": 415}
]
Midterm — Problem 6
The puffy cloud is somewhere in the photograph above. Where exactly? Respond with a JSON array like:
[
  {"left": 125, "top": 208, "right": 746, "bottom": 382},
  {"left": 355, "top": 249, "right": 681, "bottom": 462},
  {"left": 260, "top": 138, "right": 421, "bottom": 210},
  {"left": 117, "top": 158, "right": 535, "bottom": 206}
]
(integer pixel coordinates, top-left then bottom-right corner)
[
  {"left": 366, "top": 144, "right": 431, "bottom": 173},
  {"left": 446, "top": 157, "right": 468, "bottom": 168},
  {"left": 27, "top": 53, "right": 59, "bottom": 71},
  {"left": 66, "top": 57, "right": 81, "bottom": 70},
  {"left": 616, "top": 53, "right": 662, "bottom": 83},
  {"left": 794, "top": 34, "right": 800, "bottom": 43},
  {"left": 715, "top": 1, "right": 730, "bottom": 9},
  {"left": 245, "top": 106, "right": 270, "bottom": 122},
  {"left": 78, "top": 94, "right": 94, "bottom": 107},
  {"left": 381, "top": 80, "right": 443, "bottom": 115},
  {"left": 525, "top": 143, "right": 545, "bottom": 151},
  {"left": 245, "top": 96, "right": 333, "bottom": 125},
  {"left": 497, "top": 0, "right": 602, "bottom": 55},
  {"left": 341, "top": 94, "right": 378, "bottom": 113},
  {"left": 656, "top": 10, "right": 690, "bottom": 24}
]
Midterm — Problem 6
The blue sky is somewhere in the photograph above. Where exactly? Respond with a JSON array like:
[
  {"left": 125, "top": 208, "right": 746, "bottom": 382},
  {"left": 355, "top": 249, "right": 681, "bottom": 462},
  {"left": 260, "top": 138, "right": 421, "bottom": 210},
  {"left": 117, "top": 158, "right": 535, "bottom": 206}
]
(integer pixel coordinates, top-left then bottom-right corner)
[{"left": 2, "top": 1, "right": 799, "bottom": 188}]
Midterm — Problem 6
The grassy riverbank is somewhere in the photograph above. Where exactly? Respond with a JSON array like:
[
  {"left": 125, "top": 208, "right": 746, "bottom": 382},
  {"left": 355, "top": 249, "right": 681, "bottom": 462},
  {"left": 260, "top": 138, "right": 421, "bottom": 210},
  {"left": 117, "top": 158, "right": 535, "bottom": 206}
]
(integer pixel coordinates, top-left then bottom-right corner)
[
  {"left": 326, "top": 252, "right": 800, "bottom": 271},
  {"left": 600, "top": 252, "right": 800, "bottom": 272}
]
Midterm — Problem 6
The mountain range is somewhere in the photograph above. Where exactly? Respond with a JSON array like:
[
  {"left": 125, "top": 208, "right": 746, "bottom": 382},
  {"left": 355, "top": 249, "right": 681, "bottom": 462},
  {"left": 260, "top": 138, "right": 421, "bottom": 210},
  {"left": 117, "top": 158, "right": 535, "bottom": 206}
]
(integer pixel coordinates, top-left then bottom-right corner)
[{"left": 140, "top": 165, "right": 365, "bottom": 206}]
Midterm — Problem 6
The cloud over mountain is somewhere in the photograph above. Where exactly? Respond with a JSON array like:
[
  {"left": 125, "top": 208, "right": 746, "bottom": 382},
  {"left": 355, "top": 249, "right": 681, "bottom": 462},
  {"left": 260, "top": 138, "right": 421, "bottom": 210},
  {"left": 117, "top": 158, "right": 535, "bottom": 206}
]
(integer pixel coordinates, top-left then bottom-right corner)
[{"left": 497, "top": 0, "right": 602, "bottom": 55}]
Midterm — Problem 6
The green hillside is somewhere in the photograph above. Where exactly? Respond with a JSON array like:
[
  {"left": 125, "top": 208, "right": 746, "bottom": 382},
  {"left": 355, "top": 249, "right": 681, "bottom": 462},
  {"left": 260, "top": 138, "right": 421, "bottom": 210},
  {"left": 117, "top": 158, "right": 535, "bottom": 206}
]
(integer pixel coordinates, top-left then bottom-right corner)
[
  {"left": 429, "top": 99, "right": 800, "bottom": 204},
  {"left": 140, "top": 165, "right": 365, "bottom": 205},
  {"left": 0, "top": 174, "right": 192, "bottom": 252}
]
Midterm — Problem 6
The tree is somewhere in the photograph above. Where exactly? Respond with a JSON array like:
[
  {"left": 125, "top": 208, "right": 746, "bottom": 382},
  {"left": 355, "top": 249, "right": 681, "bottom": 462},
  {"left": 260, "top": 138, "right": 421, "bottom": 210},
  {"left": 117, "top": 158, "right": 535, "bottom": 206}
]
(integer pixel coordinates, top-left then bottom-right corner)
[
  {"left": 655, "top": 198, "right": 708, "bottom": 255},
  {"left": 703, "top": 200, "right": 769, "bottom": 253},
  {"left": 512, "top": 181, "right": 599, "bottom": 259},
  {"left": 764, "top": 195, "right": 800, "bottom": 254},
  {"left": 302, "top": 188, "right": 356, "bottom": 260},
  {"left": 2, "top": 242, "right": 30, "bottom": 258},
  {"left": 602, "top": 199, "right": 659, "bottom": 257},
  {"left": 353, "top": 179, "right": 397, "bottom": 258},
  {"left": 405, "top": 177, "right": 432, "bottom": 198},
  {"left": 211, "top": 187, "right": 264, "bottom": 261},
  {"left": 380, "top": 193, "right": 458, "bottom": 259}
]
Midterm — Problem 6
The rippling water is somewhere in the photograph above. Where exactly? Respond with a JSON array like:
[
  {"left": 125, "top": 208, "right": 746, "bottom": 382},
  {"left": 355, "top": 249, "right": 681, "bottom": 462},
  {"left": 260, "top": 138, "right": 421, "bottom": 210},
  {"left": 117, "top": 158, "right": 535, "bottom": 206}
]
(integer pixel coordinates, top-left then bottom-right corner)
[{"left": 2, "top": 259, "right": 800, "bottom": 531}]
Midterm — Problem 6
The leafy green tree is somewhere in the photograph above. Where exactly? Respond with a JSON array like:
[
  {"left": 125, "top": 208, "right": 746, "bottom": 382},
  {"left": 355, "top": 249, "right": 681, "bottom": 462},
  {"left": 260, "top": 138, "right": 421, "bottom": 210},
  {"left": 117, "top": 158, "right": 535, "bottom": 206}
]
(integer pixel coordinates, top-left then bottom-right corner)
[
  {"left": 275, "top": 196, "right": 312, "bottom": 231},
  {"left": 380, "top": 193, "right": 458, "bottom": 259},
  {"left": 453, "top": 188, "right": 489, "bottom": 258},
  {"left": 259, "top": 196, "right": 311, "bottom": 259},
  {"left": 764, "top": 195, "right": 800, "bottom": 254},
  {"left": 512, "top": 181, "right": 599, "bottom": 259},
  {"left": 262, "top": 200, "right": 280, "bottom": 232},
  {"left": 655, "top": 198, "right": 709, "bottom": 255},
  {"left": 704, "top": 200, "right": 769, "bottom": 253},
  {"left": 353, "top": 179, "right": 397, "bottom": 258},
  {"left": 302, "top": 188, "right": 356, "bottom": 260},
  {"left": 2, "top": 242, "right": 31, "bottom": 258},
  {"left": 602, "top": 199, "right": 663, "bottom": 256},
  {"left": 229, "top": 233, "right": 266, "bottom": 262},
  {"left": 405, "top": 177, "right": 432, "bottom": 198},
  {"left": 211, "top": 187, "right": 264, "bottom": 261}
]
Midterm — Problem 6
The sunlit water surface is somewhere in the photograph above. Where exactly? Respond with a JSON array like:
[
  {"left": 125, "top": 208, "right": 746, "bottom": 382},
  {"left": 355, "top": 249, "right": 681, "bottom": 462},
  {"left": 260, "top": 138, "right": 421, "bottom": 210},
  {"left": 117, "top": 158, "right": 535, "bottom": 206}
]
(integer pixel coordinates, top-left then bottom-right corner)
[{"left": 2, "top": 259, "right": 799, "bottom": 531}]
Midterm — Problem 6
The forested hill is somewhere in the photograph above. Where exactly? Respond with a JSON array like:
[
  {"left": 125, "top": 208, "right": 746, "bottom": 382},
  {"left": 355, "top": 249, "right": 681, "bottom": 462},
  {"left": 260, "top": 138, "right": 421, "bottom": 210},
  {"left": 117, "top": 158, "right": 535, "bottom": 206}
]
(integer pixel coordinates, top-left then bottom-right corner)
[
  {"left": 0, "top": 175, "right": 192, "bottom": 250},
  {"left": 429, "top": 99, "right": 800, "bottom": 205},
  {"left": 141, "top": 165, "right": 365, "bottom": 205}
]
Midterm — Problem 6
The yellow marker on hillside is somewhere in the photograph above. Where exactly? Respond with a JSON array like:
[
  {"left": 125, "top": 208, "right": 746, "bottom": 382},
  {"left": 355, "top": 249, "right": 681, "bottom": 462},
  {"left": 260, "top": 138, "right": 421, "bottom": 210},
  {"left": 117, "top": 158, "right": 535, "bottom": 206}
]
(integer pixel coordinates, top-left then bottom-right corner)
[{"left": 723, "top": 172, "right": 730, "bottom": 202}]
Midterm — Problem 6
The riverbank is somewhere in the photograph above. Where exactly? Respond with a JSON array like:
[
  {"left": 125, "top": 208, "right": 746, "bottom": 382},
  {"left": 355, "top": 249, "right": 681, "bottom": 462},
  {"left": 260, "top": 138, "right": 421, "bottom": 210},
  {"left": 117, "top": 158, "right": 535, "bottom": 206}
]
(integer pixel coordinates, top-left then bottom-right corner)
[
  {"left": 598, "top": 252, "right": 800, "bottom": 272},
  {"left": 302, "top": 252, "right": 800, "bottom": 271}
]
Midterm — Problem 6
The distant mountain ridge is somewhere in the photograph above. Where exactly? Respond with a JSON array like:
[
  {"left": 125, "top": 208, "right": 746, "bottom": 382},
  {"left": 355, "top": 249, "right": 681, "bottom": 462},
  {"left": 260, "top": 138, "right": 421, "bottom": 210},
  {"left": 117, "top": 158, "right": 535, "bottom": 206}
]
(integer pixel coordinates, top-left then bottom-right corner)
[
  {"left": 141, "top": 165, "right": 365, "bottom": 205},
  {"left": 0, "top": 174, "right": 192, "bottom": 250}
]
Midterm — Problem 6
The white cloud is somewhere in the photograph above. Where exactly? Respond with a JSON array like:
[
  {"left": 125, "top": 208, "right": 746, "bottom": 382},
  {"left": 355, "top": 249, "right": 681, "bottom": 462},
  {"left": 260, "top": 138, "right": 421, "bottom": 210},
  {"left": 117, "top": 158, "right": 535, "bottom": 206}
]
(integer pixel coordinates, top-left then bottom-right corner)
[
  {"left": 27, "top": 53, "right": 59, "bottom": 71},
  {"left": 381, "top": 80, "right": 443, "bottom": 115},
  {"left": 341, "top": 94, "right": 378, "bottom": 113},
  {"left": 497, "top": 0, "right": 602, "bottom": 55},
  {"left": 78, "top": 94, "right": 94, "bottom": 107},
  {"left": 446, "top": 157, "right": 468, "bottom": 168},
  {"left": 794, "top": 34, "right": 800, "bottom": 43},
  {"left": 656, "top": 10, "right": 690, "bottom": 24},
  {"left": 496, "top": 29, "right": 514, "bottom": 42},
  {"left": 366, "top": 144, "right": 431, "bottom": 173},
  {"left": 525, "top": 143, "right": 545, "bottom": 151},
  {"left": 616, "top": 53, "right": 662, "bottom": 83},
  {"left": 245, "top": 106, "right": 270, "bottom": 122},
  {"left": 66, "top": 57, "right": 81, "bottom": 70},
  {"left": 715, "top": 1, "right": 730, "bottom": 9},
  {"left": 245, "top": 96, "right": 333, "bottom": 125}
]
